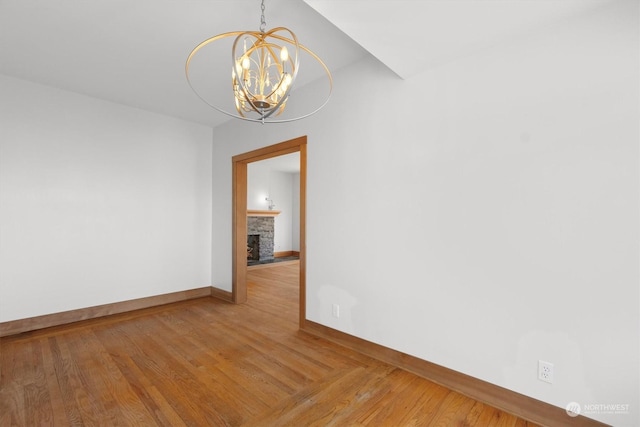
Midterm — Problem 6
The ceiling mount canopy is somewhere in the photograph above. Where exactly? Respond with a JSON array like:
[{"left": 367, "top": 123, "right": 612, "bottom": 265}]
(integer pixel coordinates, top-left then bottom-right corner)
[{"left": 186, "top": 0, "right": 333, "bottom": 124}]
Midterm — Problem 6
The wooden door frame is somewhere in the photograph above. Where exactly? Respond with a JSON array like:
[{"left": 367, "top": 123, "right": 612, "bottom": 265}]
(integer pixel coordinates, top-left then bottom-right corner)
[{"left": 232, "top": 136, "right": 307, "bottom": 327}]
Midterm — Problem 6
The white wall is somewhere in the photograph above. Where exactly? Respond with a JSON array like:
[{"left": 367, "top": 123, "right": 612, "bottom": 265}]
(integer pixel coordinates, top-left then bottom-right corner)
[
  {"left": 211, "top": 2, "right": 638, "bottom": 425},
  {"left": 247, "top": 163, "right": 296, "bottom": 252},
  {"left": 0, "top": 75, "right": 213, "bottom": 322},
  {"left": 270, "top": 171, "right": 295, "bottom": 253},
  {"left": 247, "top": 163, "right": 271, "bottom": 211},
  {"left": 292, "top": 173, "right": 300, "bottom": 252}
]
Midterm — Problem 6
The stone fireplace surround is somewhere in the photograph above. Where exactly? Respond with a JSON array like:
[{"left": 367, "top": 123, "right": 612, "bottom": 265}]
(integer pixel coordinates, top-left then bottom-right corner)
[{"left": 247, "top": 210, "right": 279, "bottom": 261}]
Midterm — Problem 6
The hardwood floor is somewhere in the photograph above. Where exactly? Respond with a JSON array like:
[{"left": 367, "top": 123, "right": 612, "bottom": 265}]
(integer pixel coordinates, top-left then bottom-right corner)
[{"left": 0, "top": 263, "right": 540, "bottom": 426}]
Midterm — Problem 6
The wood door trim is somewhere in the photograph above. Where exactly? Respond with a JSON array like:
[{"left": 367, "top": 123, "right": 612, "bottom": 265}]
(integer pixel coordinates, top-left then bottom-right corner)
[{"left": 232, "top": 136, "right": 307, "bottom": 326}]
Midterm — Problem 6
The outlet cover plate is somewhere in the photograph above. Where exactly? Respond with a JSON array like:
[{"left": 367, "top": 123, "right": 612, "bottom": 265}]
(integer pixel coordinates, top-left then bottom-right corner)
[{"left": 538, "top": 360, "right": 554, "bottom": 384}]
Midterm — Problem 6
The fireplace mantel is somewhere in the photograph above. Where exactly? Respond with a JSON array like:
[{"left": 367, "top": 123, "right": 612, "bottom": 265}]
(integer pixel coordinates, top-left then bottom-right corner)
[{"left": 247, "top": 210, "right": 281, "bottom": 217}]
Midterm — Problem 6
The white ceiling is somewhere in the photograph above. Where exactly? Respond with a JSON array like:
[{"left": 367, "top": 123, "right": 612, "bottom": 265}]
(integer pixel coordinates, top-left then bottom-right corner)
[
  {"left": 0, "top": 0, "right": 609, "bottom": 128},
  {"left": 304, "top": 0, "right": 611, "bottom": 79}
]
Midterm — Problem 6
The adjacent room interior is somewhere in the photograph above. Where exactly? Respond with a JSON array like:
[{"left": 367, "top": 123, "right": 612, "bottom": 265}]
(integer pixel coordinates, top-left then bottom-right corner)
[{"left": 246, "top": 153, "right": 300, "bottom": 267}]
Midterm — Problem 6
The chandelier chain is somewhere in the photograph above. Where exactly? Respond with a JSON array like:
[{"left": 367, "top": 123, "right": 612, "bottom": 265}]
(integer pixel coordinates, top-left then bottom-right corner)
[{"left": 260, "top": 0, "right": 266, "bottom": 33}]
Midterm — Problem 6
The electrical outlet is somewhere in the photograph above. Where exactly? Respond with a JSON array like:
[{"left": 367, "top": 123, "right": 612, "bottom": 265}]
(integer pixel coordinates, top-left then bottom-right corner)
[
  {"left": 538, "top": 360, "right": 554, "bottom": 384},
  {"left": 332, "top": 304, "right": 340, "bottom": 318}
]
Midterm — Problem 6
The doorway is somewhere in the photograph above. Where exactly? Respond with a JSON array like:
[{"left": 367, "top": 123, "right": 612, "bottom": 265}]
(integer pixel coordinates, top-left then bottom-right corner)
[{"left": 232, "top": 136, "right": 307, "bottom": 327}]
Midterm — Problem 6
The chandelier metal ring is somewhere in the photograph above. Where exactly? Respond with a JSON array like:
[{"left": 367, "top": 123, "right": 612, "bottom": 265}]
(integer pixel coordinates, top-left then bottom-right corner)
[{"left": 186, "top": 28, "right": 333, "bottom": 124}]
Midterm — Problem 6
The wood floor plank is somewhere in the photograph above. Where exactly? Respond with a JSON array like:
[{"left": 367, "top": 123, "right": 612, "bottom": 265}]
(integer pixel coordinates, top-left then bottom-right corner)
[
  {"left": 116, "top": 320, "right": 234, "bottom": 426},
  {"left": 0, "top": 338, "right": 29, "bottom": 426},
  {"left": 305, "top": 363, "right": 402, "bottom": 425},
  {"left": 240, "top": 366, "right": 370, "bottom": 426},
  {"left": 476, "top": 403, "right": 503, "bottom": 426},
  {"left": 93, "top": 325, "right": 188, "bottom": 426},
  {"left": 341, "top": 368, "right": 428, "bottom": 424},
  {"left": 23, "top": 339, "right": 55, "bottom": 426},
  {"left": 67, "top": 331, "right": 125, "bottom": 426},
  {"left": 488, "top": 408, "right": 521, "bottom": 427},
  {"left": 77, "top": 330, "right": 160, "bottom": 425},
  {"left": 464, "top": 401, "right": 492, "bottom": 426},
  {"left": 39, "top": 336, "right": 74, "bottom": 426},
  {"left": 427, "top": 390, "right": 478, "bottom": 426},
  {"left": 47, "top": 336, "right": 90, "bottom": 425},
  {"left": 0, "top": 261, "right": 543, "bottom": 427},
  {"left": 364, "top": 375, "right": 450, "bottom": 426}
]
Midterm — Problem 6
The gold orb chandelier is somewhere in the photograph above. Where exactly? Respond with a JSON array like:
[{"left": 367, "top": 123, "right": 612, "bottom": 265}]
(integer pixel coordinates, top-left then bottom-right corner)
[{"left": 186, "top": 0, "right": 332, "bottom": 123}]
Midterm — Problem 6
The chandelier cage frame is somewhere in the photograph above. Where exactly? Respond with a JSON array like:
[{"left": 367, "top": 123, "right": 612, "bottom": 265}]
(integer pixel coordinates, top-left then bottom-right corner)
[{"left": 185, "top": 6, "right": 333, "bottom": 124}]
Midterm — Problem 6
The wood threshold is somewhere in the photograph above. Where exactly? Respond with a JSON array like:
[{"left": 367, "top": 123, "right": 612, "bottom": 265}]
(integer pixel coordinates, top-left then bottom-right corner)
[
  {"left": 247, "top": 259, "right": 300, "bottom": 270},
  {"left": 300, "top": 320, "right": 609, "bottom": 427},
  {"left": 0, "top": 287, "right": 217, "bottom": 337}
]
